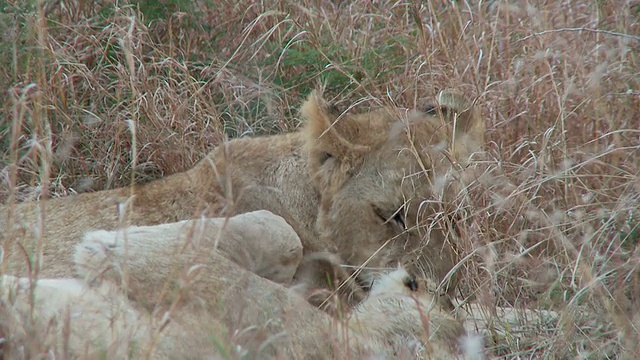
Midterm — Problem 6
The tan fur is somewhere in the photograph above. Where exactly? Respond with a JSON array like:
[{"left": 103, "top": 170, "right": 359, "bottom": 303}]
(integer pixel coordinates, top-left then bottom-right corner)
[
  {"left": 1, "top": 90, "right": 484, "bottom": 298},
  {"left": 1, "top": 224, "right": 466, "bottom": 359},
  {"left": 343, "top": 267, "right": 466, "bottom": 358},
  {"left": 301, "top": 91, "right": 485, "bottom": 292},
  {"left": 75, "top": 210, "right": 303, "bottom": 289}
]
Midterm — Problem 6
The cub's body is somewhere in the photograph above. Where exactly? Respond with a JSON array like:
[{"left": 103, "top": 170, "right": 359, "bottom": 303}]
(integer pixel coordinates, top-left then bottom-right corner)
[
  {"left": 2, "top": 132, "right": 322, "bottom": 278},
  {"left": 2, "top": 91, "right": 484, "bottom": 299}
]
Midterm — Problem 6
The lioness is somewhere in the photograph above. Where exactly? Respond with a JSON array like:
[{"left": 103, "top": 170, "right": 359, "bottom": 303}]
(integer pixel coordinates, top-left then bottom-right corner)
[
  {"left": 1, "top": 90, "right": 484, "bottom": 297},
  {"left": 1, "top": 210, "right": 467, "bottom": 359},
  {"left": 73, "top": 211, "right": 463, "bottom": 358}
]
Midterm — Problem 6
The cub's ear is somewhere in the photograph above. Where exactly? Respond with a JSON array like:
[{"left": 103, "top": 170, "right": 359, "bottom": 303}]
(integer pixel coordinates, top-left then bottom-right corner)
[
  {"left": 435, "top": 90, "right": 485, "bottom": 165},
  {"left": 301, "top": 91, "right": 368, "bottom": 175}
]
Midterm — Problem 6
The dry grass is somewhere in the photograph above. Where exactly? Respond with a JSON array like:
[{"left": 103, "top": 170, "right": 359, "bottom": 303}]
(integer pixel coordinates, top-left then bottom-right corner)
[{"left": 0, "top": 0, "right": 639, "bottom": 358}]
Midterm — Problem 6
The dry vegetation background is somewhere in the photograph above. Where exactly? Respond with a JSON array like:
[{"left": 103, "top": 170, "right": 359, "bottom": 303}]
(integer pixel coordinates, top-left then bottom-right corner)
[{"left": 0, "top": 0, "right": 639, "bottom": 358}]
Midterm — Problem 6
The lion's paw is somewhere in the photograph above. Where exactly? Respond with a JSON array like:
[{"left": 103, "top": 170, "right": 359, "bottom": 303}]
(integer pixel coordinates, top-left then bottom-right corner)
[{"left": 74, "top": 229, "right": 126, "bottom": 286}]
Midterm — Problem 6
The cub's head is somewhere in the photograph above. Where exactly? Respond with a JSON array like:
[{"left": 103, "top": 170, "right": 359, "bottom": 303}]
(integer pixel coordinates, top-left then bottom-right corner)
[
  {"left": 349, "top": 267, "right": 466, "bottom": 358},
  {"left": 301, "top": 90, "right": 484, "bottom": 293}
]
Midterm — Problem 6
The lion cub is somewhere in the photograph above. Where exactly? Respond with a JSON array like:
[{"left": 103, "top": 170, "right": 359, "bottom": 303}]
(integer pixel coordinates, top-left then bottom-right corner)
[
  {"left": 2, "top": 90, "right": 485, "bottom": 306},
  {"left": 344, "top": 267, "right": 466, "bottom": 359},
  {"left": 1, "top": 265, "right": 467, "bottom": 359}
]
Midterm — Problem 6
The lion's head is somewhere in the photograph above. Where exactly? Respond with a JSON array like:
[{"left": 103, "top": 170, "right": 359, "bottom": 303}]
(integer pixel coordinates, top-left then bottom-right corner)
[{"left": 301, "top": 90, "right": 484, "bottom": 293}]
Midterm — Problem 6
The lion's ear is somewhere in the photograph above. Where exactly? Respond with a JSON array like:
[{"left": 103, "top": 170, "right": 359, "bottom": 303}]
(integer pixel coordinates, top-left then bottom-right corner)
[
  {"left": 301, "top": 91, "right": 366, "bottom": 175},
  {"left": 435, "top": 91, "right": 485, "bottom": 165}
]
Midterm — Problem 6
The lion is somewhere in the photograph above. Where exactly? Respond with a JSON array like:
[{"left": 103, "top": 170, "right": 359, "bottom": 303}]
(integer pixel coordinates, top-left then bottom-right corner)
[
  {"left": 76, "top": 210, "right": 304, "bottom": 288},
  {"left": 1, "top": 90, "right": 484, "bottom": 300},
  {"left": 1, "top": 210, "right": 467, "bottom": 359}
]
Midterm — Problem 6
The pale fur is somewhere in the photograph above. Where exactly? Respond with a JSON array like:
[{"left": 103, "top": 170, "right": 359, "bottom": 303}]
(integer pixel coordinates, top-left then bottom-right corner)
[
  {"left": 1, "top": 90, "right": 484, "bottom": 303},
  {"left": 75, "top": 210, "right": 303, "bottom": 287},
  {"left": 67, "top": 214, "right": 464, "bottom": 358},
  {"left": 1, "top": 256, "right": 465, "bottom": 359},
  {"left": 342, "top": 267, "right": 465, "bottom": 359}
]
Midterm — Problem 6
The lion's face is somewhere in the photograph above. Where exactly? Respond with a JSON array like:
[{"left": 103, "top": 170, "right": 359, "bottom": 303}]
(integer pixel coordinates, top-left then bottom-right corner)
[{"left": 301, "top": 91, "right": 484, "bottom": 291}]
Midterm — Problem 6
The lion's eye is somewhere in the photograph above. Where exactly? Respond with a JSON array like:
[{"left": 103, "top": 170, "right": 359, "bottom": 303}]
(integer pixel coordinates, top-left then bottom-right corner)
[
  {"left": 391, "top": 209, "right": 406, "bottom": 230},
  {"left": 373, "top": 206, "right": 407, "bottom": 230},
  {"left": 404, "top": 275, "right": 419, "bottom": 291},
  {"left": 318, "top": 151, "right": 333, "bottom": 165},
  {"left": 423, "top": 104, "right": 437, "bottom": 114}
]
